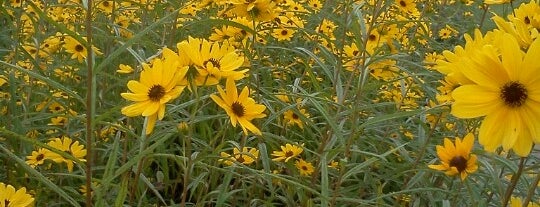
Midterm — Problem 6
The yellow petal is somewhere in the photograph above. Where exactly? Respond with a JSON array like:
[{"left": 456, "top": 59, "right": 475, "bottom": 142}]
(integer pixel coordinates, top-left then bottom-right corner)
[{"left": 451, "top": 85, "right": 501, "bottom": 118}]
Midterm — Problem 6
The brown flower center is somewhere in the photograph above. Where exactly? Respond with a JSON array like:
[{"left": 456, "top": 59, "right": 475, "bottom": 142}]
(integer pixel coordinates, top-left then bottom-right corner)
[
  {"left": 301, "top": 165, "right": 308, "bottom": 171},
  {"left": 204, "top": 58, "right": 221, "bottom": 68},
  {"left": 231, "top": 102, "right": 245, "bottom": 117},
  {"left": 525, "top": 16, "right": 531, "bottom": 24},
  {"left": 449, "top": 156, "right": 467, "bottom": 172},
  {"left": 75, "top": 44, "right": 84, "bottom": 52},
  {"left": 285, "top": 150, "right": 294, "bottom": 157},
  {"left": 37, "top": 153, "right": 45, "bottom": 161},
  {"left": 500, "top": 81, "right": 528, "bottom": 108},
  {"left": 148, "top": 85, "right": 166, "bottom": 102},
  {"left": 292, "top": 113, "right": 299, "bottom": 120},
  {"left": 399, "top": 0, "right": 407, "bottom": 7},
  {"left": 236, "top": 155, "right": 245, "bottom": 163},
  {"left": 281, "top": 30, "right": 288, "bottom": 36}
]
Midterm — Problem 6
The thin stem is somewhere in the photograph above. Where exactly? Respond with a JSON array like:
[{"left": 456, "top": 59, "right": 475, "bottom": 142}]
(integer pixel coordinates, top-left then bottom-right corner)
[
  {"left": 130, "top": 117, "right": 149, "bottom": 204},
  {"left": 502, "top": 157, "right": 526, "bottom": 206},
  {"left": 85, "top": 0, "right": 94, "bottom": 206},
  {"left": 479, "top": 4, "right": 489, "bottom": 29},
  {"left": 522, "top": 166, "right": 540, "bottom": 207}
]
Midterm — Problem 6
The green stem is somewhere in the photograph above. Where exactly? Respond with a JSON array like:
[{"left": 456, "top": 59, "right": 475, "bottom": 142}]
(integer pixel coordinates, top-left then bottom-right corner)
[
  {"left": 85, "top": 0, "right": 94, "bottom": 206},
  {"left": 502, "top": 157, "right": 526, "bottom": 206},
  {"left": 130, "top": 117, "right": 149, "bottom": 204},
  {"left": 522, "top": 166, "right": 540, "bottom": 207}
]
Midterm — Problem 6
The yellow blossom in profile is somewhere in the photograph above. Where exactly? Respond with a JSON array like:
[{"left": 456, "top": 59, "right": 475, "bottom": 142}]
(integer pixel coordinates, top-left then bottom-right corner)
[
  {"left": 484, "top": 0, "right": 512, "bottom": 4},
  {"left": 121, "top": 57, "right": 188, "bottom": 134},
  {"left": 117, "top": 64, "right": 134, "bottom": 74},
  {"left": 428, "top": 133, "right": 478, "bottom": 180},
  {"left": 271, "top": 143, "right": 303, "bottom": 162},
  {"left": 219, "top": 147, "right": 260, "bottom": 166},
  {"left": 210, "top": 78, "right": 267, "bottom": 135}
]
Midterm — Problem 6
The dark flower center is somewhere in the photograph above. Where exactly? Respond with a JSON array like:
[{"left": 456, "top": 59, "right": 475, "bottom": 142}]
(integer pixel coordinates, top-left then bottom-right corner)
[
  {"left": 525, "top": 16, "right": 531, "bottom": 24},
  {"left": 449, "top": 156, "right": 467, "bottom": 172},
  {"left": 292, "top": 113, "right": 299, "bottom": 120},
  {"left": 236, "top": 155, "right": 245, "bottom": 163},
  {"left": 103, "top": 1, "right": 110, "bottom": 7},
  {"left": 281, "top": 30, "right": 288, "bottom": 36},
  {"left": 285, "top": 150, "right": 294, "bottom": 157},
  {"left": 204, "top": 58, "right": 221, "bottom": 68},
  {"left": 148, "top": 85, "right": 166, "bottom": 102},
  {"left": 369, "top": 34, "right": 377, "bottom": 41},
  {"left": 37, "top": 153, "right": 45, "bottom": 161},
  {"left": 500, "top": 81, "right": 528, "bottom": 108},
  {"left": 75, "top": 44, "right": 84, "bottom": 52},
  {"left": 302, "top": 165, "right": 308, "bottom": 171},
  {"left": 231, "top": 102, "right": 245, "bottom": 117},
  {"left": 399, "top": 0, "right": 407, "bottom": 7}
]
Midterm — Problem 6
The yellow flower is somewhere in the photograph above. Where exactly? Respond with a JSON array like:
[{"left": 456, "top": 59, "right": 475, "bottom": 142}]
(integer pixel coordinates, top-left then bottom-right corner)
[
  {"left": 63, "top": 36, "right": 102, "bottom": 63},
  {"left": 450, "top": 34, "right": 540, "bottom": 156},
  {"left": 177, "top": 37, "right": 246, "bottom": 86},
  {"left": 121, "top": 57, "right": 188, "bottom": 134},
  {"left": 116, "top": 64, "right": 134, "bottom": 74},
  {"left": 272, "top": 28, "right": 295, "bottom": 41},
  {"left": 283, "top": 108, "right": 310, "bottom": 129},
  {"left": 219, "top": 147, "right": 260, "bottom": 166},
  {"left": 26, "top": 148, "right": 52, "bottom": 168},
  {"left": 0, "top": 183, "right": 34, "bottom": 207},
  {"left": 271, "top": 143, "right": 303, "bottom": 162},
  {"left": 47, "top": 136, "right": 87, "bottom": 172},
  {"left": 210, "top": 78, "right": 267, "bottom": 135},
  {"left": 428, "top": 133, "right": 478, "bottom": 180},
  {"left": 510, "top": 197, "right": 540, "bottom": 207},
  {"left": 484, "top": 0, "right": 512, "bottom": 4},
  {"left": 295, "top": 159, "right": 314, "bottom": 176}
]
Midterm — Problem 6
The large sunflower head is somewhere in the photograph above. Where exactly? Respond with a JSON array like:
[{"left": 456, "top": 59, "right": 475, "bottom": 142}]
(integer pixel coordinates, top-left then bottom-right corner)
[
  {"left": 450, "top": 33, "right": 540, "bottom": 156},
  {"left": 429, "top": 133, "right": 478, "bottom": 180},
  {"left": 121, "top": 57, "right": 187, "bottom": 134}
]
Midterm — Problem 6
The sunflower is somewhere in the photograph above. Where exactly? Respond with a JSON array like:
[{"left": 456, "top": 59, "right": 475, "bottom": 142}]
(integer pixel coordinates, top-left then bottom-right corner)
[
  {"left": 219, "top": 147, "right": 260, "bottom": 166},
  {"left": 428, "top": 133, "right": 478, "bottom": 180},
  {"left": 0, "top": 183, "right": 34, "bottom": 207},
  {"left": 271, "top": 143, "right": 303, "bottom": 162},
  {"left": 295, "top": 159, "right": 314, "bottom": 176},
  {"left": 177, "top": 37, "right": 247, "bottom": 86},
  {"left": 63, "top": 36, "right": 102, "bottom": 63},
  {"left": 395, "top": 0, "right": 418, "bottom": 14},
  {"left": 121, "top": 57, "right": 188, "bottom": 134},
  {"left": 210, "top": 78, "right": 267, "bottom": 135},
  {"left": 272, "top": 28, "right": 295, "bottom": 41},
  {"left": 283, "top": 108, "right": 310, "bottom": 129},
  {"left": 450, "top": 34, "right": 540, "bottom": 156},
  {"left": 47, "top": 136, "right": 87, "bottom": 172},
  {"left": 229, "top": 0, "right": 278, "bottom": 22},
  {"left": 26, "top": 148, "right": 52, "bottom": 168}
]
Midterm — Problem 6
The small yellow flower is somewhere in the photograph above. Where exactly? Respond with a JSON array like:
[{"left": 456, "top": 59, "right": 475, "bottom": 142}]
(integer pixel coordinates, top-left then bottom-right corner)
[
  {"left": 219, "top": 147, "right": 260, "bottom": 166},
  {"left": 117, "top": 64, "right": 134, "bottom": 74},
  {"left": 271, "top": 143, "right": 303, "bottom": 162},
  {"left": 295, "top": 159, "right": 314, "bottom": 176},
  {"left": 210, "top": 78, "right": 267, "bottom": 135},
  {"left": 428, "top": 133, "right": 478, "bottom": 180}
]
